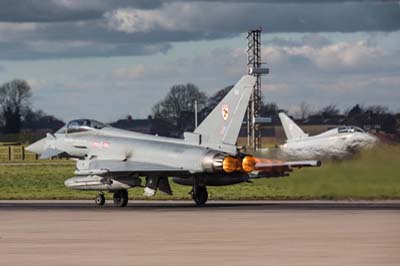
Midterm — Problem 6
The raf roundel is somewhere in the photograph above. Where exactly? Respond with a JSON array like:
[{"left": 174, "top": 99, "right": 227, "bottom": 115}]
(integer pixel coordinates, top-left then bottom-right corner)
[{"left": 222, "top": 104, "right": 229, "bottom": 121}]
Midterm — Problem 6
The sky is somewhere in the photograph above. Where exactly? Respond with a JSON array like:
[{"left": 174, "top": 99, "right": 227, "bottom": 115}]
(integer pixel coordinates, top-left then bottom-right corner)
[{"left": 0, "top": 0, "right": 399, "bottom": 122}]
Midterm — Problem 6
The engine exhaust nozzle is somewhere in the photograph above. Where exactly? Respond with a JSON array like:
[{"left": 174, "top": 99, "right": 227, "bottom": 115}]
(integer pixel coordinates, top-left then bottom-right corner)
[
  {"left": 242, "top": 155, "right": 256, "bottom": 173},
  {"left": 222, "top": 156, "right": 242, "bottom": 173}
]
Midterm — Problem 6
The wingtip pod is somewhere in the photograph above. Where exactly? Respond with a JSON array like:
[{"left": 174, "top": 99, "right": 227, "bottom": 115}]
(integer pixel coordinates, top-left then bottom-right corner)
[{"left": 246, "top": 157, "right": 321, "bottom": 175}]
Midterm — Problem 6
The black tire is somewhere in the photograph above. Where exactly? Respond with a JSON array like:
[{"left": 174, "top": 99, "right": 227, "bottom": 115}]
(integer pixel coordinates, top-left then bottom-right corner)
[
  {"left": 192, "top": 186, "right": 208, "bottom": 206},
  {"left": 95, "top": 194, "right": 105, "bottom": 206},
  {"left": 113, "top": 190, "right": 128, "bottom": 207}
]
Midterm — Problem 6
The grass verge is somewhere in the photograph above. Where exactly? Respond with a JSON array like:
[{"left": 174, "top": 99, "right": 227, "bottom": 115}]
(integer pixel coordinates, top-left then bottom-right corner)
[{"left": 0, "top": 145, "right": 399, "bottom": 200}]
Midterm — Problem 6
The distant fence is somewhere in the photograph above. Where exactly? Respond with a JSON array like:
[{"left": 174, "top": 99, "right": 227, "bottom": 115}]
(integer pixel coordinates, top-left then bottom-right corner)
[
  {"left": 0, "top": 144, "right": 39, "bottom": 161},
  {"left": 0, "top": 143, "right": 71, "bottom": 161}
]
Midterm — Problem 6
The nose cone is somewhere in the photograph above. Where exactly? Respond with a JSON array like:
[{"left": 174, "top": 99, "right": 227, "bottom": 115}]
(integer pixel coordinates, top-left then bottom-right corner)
[
  {"left": 349, "top": 133, "right": 378, "bottom": 150},
  {"left": 26, "top": 138, "right": 46, "bottom": 154}
]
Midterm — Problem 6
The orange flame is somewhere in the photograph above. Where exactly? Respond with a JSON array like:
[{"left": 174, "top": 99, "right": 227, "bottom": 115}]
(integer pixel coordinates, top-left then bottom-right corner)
[
  {"left": 223, "top": 155, "right": 288, "bottom": 174},
  {"left": 222, "top": 156, "right": 242, "bottom": 173},
  {"left": 242, "top": 155, "right": 256, "bottom": 172},
  {"left": 243, "top": 156, "right": 289, "bottom": 172}
]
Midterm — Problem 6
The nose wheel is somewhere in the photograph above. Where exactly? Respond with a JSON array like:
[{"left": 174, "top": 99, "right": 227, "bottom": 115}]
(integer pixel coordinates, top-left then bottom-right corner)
[
  {"left": 95, "top": 193, "right": 105, "bottom": 206},
  {"left": 192, "top": 186, "right": 208, "bottom": 206},
  {"left": 113, "top": 190, "right": 128, "bottom": 207}
]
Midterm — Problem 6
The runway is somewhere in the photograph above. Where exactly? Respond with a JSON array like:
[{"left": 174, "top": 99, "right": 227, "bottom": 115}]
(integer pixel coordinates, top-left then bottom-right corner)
[
  {"left": 0, "top": 201, "right": 399, "bottom": 266},
  {"left": 1, "top": 199, "right": 400, "bottom": 210}
]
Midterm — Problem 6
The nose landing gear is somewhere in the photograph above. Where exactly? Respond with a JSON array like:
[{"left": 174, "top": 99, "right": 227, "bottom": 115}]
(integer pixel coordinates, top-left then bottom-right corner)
[{"left": 95, "top": 193, "right": 105, "bottom": 206}]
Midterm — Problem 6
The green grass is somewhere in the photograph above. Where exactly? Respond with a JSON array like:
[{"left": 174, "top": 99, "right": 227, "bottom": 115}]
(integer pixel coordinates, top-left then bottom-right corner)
[{"left": 0, "top": 145, "right": 399, "bottom": 200}]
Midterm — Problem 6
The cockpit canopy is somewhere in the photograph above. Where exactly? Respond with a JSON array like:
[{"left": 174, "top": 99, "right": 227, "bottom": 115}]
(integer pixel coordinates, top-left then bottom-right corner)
[
  {"left": 338, "top": 126, "right": 365, "bottom": 134},
  {"left": 56, "top": 119, "right": 109, "bottom": 134}
]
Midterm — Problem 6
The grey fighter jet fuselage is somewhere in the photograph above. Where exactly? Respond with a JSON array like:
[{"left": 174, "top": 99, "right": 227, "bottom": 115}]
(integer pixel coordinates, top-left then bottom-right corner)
[
  {"left": 27, "top": 76, "right": 320, "bottom": 207},
  {"left": 278, "top": 112, "right": 378, "bottom": 159}
]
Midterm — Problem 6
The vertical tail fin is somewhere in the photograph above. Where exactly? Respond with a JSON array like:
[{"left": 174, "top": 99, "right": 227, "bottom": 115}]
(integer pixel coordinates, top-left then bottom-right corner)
[
  {"left": 278, "top": 112, "right": 308, "bottom": 141},
  {"left": 194, "top": 75, "right": 256, "bottom": 146}
]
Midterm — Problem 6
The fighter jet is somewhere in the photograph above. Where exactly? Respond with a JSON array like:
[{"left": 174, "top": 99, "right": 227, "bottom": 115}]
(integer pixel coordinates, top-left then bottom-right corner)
[
  {"left": 26, "top": 75, "right": 320, "bottom": 207},
  {"left": 278, "top": 112, "right": 378, "bottom": 159}
]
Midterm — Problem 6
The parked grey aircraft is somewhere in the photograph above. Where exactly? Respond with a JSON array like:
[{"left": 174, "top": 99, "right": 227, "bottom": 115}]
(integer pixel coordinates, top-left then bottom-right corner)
[
  {"left": 26, "top": 75, "right": 320, "bottom": 207},
  {"left": 278, "top": 112, "right": 378, "bottom": 159}
]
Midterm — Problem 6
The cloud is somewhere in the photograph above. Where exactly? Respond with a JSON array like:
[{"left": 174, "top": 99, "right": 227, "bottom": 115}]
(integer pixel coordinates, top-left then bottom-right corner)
[
  {"left": 0, "top": 65, "right": 5, "bottom": 72},
  {"left": 256, "top": 37, "right": 400, "bottom": 113},
  {"left": 1, "top": 1, "right": 396, "bottom": 23},
  {"left": 111, "top": 47, "right": 247, "bottom": 85},
  {"left": 112, "top": 36, "right": 400, "bottom": 85},
  {"left": 0, "top": 0, "right": 165, "bottom": 22},
  {"left": 0, "top": 1, "right": 374, "bottom": 23},
  {"left": 26, "top": 79, "right": 47, "bottom": 90},
  {"left": 0, "top": 40, "right": 172, "bottom": 60},
  {"left": 0, "top": 2, "right": 399, "bottom": 119},
  {"left": 105, "top": 8, "right": 177, "bottom": 33},
  {"left": 0, "top": 1, "right": 398, "bottom": 59},
  {"left": 263, "top": 37, "right": 400, "bottom": 74},
  {"left": 109, "top": 36, "right": 400, "bottom": 110},
  {"left": 0, "top": 22, "right": 41, "bottom": 43},
  {"left": 301, "top": 34, "right": 332, "bottom": 48},
  {"left": 23, "top": 33, "right": 399, "bottom": 121},
  {"left": 112, "top": 65, "right": 147, "bottom": 80},
  {"left": 105, "top": 2, "right": 400, "bottom": 34}
]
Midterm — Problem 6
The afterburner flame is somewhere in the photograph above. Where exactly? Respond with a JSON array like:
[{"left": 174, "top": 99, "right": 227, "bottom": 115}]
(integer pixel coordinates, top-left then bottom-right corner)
[
  {"left": 222, "top": 155, "right": 288, "bottom": 173},
  {"left": 222, "top": 156, "right": 242, "bottom": 173},
  {"left": 243, "top": 156, "right": 287, "bottom": 172},
  {"left": 242, "top": 155, "right": 256, "bottom": 172}
]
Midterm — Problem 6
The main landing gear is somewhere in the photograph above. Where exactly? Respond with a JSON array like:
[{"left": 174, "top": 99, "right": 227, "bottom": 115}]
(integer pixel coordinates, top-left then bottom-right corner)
[
  {"left": 192, "top": 185, "right": 208, "bottom": 206},
  {"left": 95, "top": 190, "right": 129, "bottom": 207},
  {"left": 113, "top": 190, "right": 129, "bottom": 207}
]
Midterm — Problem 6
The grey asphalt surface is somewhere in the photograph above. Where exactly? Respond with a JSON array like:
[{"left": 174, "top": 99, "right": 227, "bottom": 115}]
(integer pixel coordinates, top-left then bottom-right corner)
[
  {"left": 0, "top": 200, "right": 399, "bottom": 266},
  {"left": 0, "top": 200, "right": 399, "bottom": 211}
]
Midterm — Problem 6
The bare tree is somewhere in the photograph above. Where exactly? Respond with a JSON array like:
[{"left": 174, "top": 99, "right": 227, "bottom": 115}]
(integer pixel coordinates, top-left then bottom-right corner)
[
  {"left": 0, "top": 79, "right": 32, "bottom": 133},
  {"left": 297, "top": 102, "right": 313, "bottom": 120},
  {"left": 366, "top": 105, "right": 389, "bottom": 116},
  {"left": 23, "top": 108, "right": 64, "bottom": 132},
  {"left": 152, "top": 83, "right": 207, "bottom": 134},
  {"left": 345, "top": 104, "right": 363, "bottom": 117},
  {"left": 200, "top": 85, "right": 233, "bottom": 119},
  {"left": 260, "top": 102, "right": 282, "bottom": 116},
  {"left": 319, "top": 104, "right": 340, "bottom": 118}
]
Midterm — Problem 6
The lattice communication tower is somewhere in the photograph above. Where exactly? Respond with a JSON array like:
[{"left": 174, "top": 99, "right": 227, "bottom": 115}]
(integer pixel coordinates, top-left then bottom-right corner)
[{"left": 246, "top": 28, "right": 269, "bottom": 150}]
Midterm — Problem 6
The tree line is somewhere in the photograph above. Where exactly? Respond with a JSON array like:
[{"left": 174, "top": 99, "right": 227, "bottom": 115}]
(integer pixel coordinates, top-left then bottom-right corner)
[
  {"left": 0, "top": 79, "right": 63, "bottom": 134},
  {"left": 0, "top": 79, "right": 398, "bottom": 138},
  {"left": 152, "top": 84, "right": 399, "bottom": 135}
]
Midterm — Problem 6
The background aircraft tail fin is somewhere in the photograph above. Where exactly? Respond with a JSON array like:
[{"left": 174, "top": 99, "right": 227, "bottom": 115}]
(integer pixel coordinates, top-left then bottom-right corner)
[
  {"left": 194, "top": 75, "right": 256, "bottom": 146},
  {"left": 278, "top": 112, "right": 308, "bottom": 140}
]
